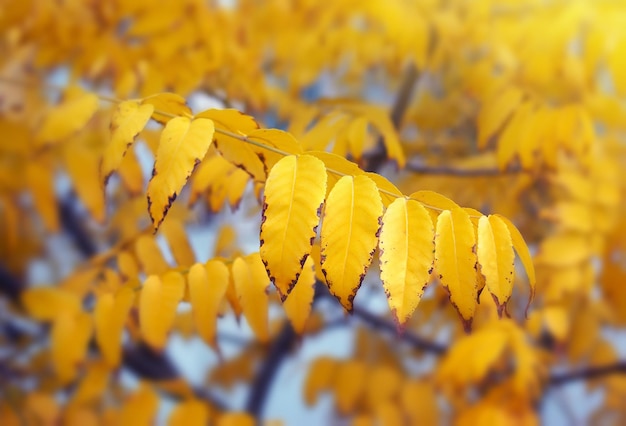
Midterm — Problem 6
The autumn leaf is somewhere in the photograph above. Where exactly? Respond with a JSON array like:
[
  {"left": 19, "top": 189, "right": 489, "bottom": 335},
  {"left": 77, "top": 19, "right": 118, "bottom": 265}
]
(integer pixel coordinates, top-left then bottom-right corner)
[
  {"left": 51, "top": 311, "right": 93, "bottom": 384},
  {"left": 283, "top": 256, "right": 316, "bottom": 334},
  {"left": 260, "top": 154, "right": 327, "bottom": 300},
  {"left": 434, "top": 208, "right": 478, "bottom": 330},
  {"left": 321, "top": 175, "right": 383, "bottom": 311},
  {"left": 379, "top": 197, "right": 434, "bottom": 327},
  {"left": 188, "top": 260, "right": 229, "bottom": 349},
  {"left": 232, "top": 254, "right": 270, "bottom": 342},
  {"left": 102, "top": 100, "right": 154, "bottom": 183},
  {"left": 477, "top": 215, "right": 515, "bottom": 315},
  {"left": 142, "top": 93, "right": 192, "bottom": 124},
  {"left": 21, "top": 287, "right": 81, "bottom": 321},
  {"left": 147, "top": 116, "right": 215, "bottom": 229},
  {"left": 36, "top": 88, "right": 99, "bottom": 146},
  {"left": 94, "top": 286, "right": 135, "bottom": 367},
  {"left": 139, "top": 272, "right": 185, "bottom": 351}
]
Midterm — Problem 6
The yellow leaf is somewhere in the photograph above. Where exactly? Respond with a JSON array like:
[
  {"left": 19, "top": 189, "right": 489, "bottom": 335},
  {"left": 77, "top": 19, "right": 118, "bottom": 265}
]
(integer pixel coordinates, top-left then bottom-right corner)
[
  {"left": 494, "top": 214, "right": 536, "bottom": 304},
  {"left": 409, "top": 190, "right": 459, "bottom": 223},
  {"left": 24, "top": 392, "right": 60, "bottom": 425},
  {"left": 477, "top": 215, "right": 515, "bottom": 314},
  {"left": 233, "top": 254, "right": 270, "bottom": 342},
  {"left": 401, "top": 381, "right": 439, "bottom": 425},
  {"left": 477, "top": 87, "right": 524, "bottom": 149},
  {"left": 168, "top": 400, "right": 211, "bottom": 426},
  {"left": 26, "top": 163, "right": 59, "bottom": 232},
  {"left": 496, "top": 101, "right": 534, "bottom": 170},
  {"left": 162, "top": 219, "right": 195, "bottom": 267},
  {"left": 119, "top": 383, "right": 159, "bottom": 426},
  {"left": 196, "top": 109, "right": 265, "bottom": 182},
  {"left": 135, "top": 235, "right": 169, "bottom": 276},
  {"left": 36, "top": 89, "right": 99, "bottom": 146},
  {"left": 21, "top": 287, "right": 81, "bottom": 321},
  {"left": 365, "top": 172, "right": 402, "bottom": 207},
  {"left": 117, "top": 250, "right": 139, "bottom": 281},
  {"left": 139, "top": 272, "right": 185, "bottom": 351},
  {"left": 307, "top": 151, "right": 363, "bottom": 193},
  {"left": 374, "top": 402, "right": 404, "bottom": 426},
  {"left": 72, "top": 361, "right": 110, "bottom": 406},
  {"left": 379, "top": 198, "right": 434, "bottom": 326},
  {"left": 64, "top": 138, "right": 106, "bottom": 222},
  {"left": 247, "top": 128, "right": 303, "bottom": 171},
  {"left": 51, "top": 311, "right": 93, "bottom": 384},
  {"left": 142, "top": 93, "right": 191, "bottom": 124},
  {"left": 102, "top": 100, "right": 154, "bottom": 183},
  {"left": 216, "top": 413, "right": 255, "bottom": 426},
  {"left": 283, "top": 256, "right": 316, "bottom": 334},
  {"left": 321, "top": 175, "right": 383, "bottom": 311},
  {"left": 304, "top": 357, "right": 336, "bottom": 406},
  {"left": 260, "top": 154, "right": 327, "bottom": 299},
  {"left": 334, "top": 360, "right": 367, "bottom": 415},
  {"left": 434, "top": 208, "right": 477, "bottom": 329},
  {"left": 300, "top": 112, "right": 350, "bottom": 151},
  {"left": 94, "top": 286, "right": 135, "bottom": 367},
  {"left": 147, "top": 116, "right": 215, "bottom": 229},
  {"left": 364, "top": 365, "right": 401, "bottom": 407},
  {"left": 188, "top": 261, "right": 229, "bottom": 349},
  {"left": 118, "top": 147, "right": 145, "bottom": 195}
]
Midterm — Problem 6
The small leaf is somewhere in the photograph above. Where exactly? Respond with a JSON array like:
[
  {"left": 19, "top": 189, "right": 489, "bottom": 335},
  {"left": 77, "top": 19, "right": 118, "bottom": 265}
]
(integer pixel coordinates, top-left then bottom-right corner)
[
  {"left": 188, "top": 261, "right": 229, "bottom": 349},
  {"left": 102, "top": 100, "right": 154, "bottom": 183},
  {"left": 51, "top": 311, "right": 93, "bottom": 384},
  {"left": 435, "top": 208, "right": 477, "bottom": 330},
  {"left": 477, "top": 216, "right": 515, "bottom": 315},
  {"left": 94, "top": 287, "right": 135, "bottom": 367},
  {"left": 477, "top": 87, "right": 524, "bottom": 149},
  {"left": 147, "top": 117, "right": 215, "bottom": 229},
  {"left": 379, "top": 198, "right": 434, "bottom": 327},
  {"left": 161, "top": 219, "right": 196, "bottom": 267},
  {"left": 304, "top": 357, "right": 336, "bottom": 406},
  {"left": 321, "top": 175, "right": 383, "bottom": 311},
  {"left": 494, "top": 214, "right": 536, "bottom": 307},
  {"left": 283, "top": 256, "right": 316, "bottom": 334},
  {"left": 139, "top": 272, "right": 185, "bottom": 351},
  {"left": 21, "top": 288, "right": 81, "bottom": 321},
  {"left": 36, "top": 88, "right": 99, "bottom": 146},
  {"left": 232, "top": 254, "right": 270, "bottom": 342},
  {"left": 142, "top": 93, "right": 191, "bottom": 124},
  {"left": 260, "top": 154, "right": 327, "bottom": 299}
]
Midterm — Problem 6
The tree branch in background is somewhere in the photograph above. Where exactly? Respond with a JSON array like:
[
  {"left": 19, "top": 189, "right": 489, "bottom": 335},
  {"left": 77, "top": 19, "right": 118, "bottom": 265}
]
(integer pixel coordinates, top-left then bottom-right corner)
[
  {"left": 244, "top": 323, "right": 297, "bottom": 418},
  {"left": 350, "top": 304, "right": 448, "bottom": 355},
  {"left": 405, "top": 161, "right": 525, "bottom": 177},
  {"left": 549, "top": 362, "right": 626, "bottom": 386},
  {"left": 362, "top": 62, "right": 419, "bottom": 172}
]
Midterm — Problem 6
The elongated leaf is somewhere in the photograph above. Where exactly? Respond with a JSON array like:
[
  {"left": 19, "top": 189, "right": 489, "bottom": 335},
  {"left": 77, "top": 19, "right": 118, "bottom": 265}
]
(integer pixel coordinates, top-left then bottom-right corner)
[
  {"left": 321, "top": 175, "right": 383, "bottom": 311},
  {"left": 188, "top": 261, "right": 229, "bottom": 349},
  {"left": 51, "top": 311, "right": 93, "bottom": 384},
  {"left": 63, "top": 138, "right": 105, "bottom": 222},
  {"left": 196, "top": 109, "right": 265, "bottom": 181},
  {"left": 162, "top": 219, "right": 195, "bottom": 267},
  {"left": 435, "top": 208, "right": 477, "bottom": 330},
  {"left": 142, "top": 93, "right": 191, "bottom": 124},
  {"left": 232, "top": 254, "right": 270, "bottom": 342},
  {"left": 147, "top": 117, "right": 215, "bottom": 229},
  {"left": 283, "top": 256, "right": 316, "bottom": 334},
  {"left": 102, "top": 100, "right": 154, "bottom": 183},
  {"left": 379, "top": 198, "right": 434, "bottom": 327},
  {"left": 494, "top": 214, "right": 536, "bottom": 306},
  {"left": 260, "top": 154, "right": 327, "bottom": 299},
  {"left": 36, "top": 89, "right": 99, "bottom": 146},
  {"left": 477, "top": 87, "right": 524, "bottom": 148},
  {"left": 21, "top": 288, "right": 81, "bottom": 321},
  {"left": 247, "top": 128, "right": 303, "bottom": 171},
  {"left": 135, "top": 235, "right": 169, "bottom": 276},
  {"left": 477, "top": 215, "right": 515, "bottom": 315},
  {"left": 94, "top": 287, "right": 135, "bottom": 367},
  {"left": 304, "top": 357, "right": 336, "bottom": 406},
  {"left": 139, "top": 272, "right": 185, "bottom": 351}
]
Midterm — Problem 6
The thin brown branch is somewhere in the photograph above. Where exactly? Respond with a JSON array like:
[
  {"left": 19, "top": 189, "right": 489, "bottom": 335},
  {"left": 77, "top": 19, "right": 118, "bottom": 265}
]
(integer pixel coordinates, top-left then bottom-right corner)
[
  {"left": 350, "top": 304, "right": 448, "bottom": 355},
  {"left": 549, "top": 362, "right": 626, "bottom": 386},
  {"left": 405, "top": 161, "right": 525, "bottom": 177}
]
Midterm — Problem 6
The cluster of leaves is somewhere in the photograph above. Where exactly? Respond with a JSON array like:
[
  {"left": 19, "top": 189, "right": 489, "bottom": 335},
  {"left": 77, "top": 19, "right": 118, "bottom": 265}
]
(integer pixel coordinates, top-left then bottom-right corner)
[{"left": 3, "top": 0, "right": 626, "bottom": 424}]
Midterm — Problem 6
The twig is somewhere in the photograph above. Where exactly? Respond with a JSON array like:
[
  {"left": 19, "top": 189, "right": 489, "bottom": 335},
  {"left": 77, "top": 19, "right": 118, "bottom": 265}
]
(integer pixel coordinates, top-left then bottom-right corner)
[
  {"left": 244, "top": 323, "right": 296, "bottom": 418},
  {"left": 549, "top": 362, "right": 626, "bottom": 386},
  {"left": 350, "top": 304, "right": 448, "bottom": 355},
  {"left": 405, "top": 161, "right": 525, "bottom": 177}
]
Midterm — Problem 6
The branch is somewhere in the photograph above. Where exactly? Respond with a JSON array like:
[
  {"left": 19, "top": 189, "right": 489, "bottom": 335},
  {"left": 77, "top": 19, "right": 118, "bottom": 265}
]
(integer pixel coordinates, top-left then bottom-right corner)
[
  {"left": 350, "top": 304, "right": 448, "bottom": 355},
  {"left": 405, "top": 161, "right": 525, "bottom": 177},
  {"left": 244, "top": 322, "right": 296, "bottom": 417},
  {"left": 549, "top": 362, "right": 626, "bottom": 386}
]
